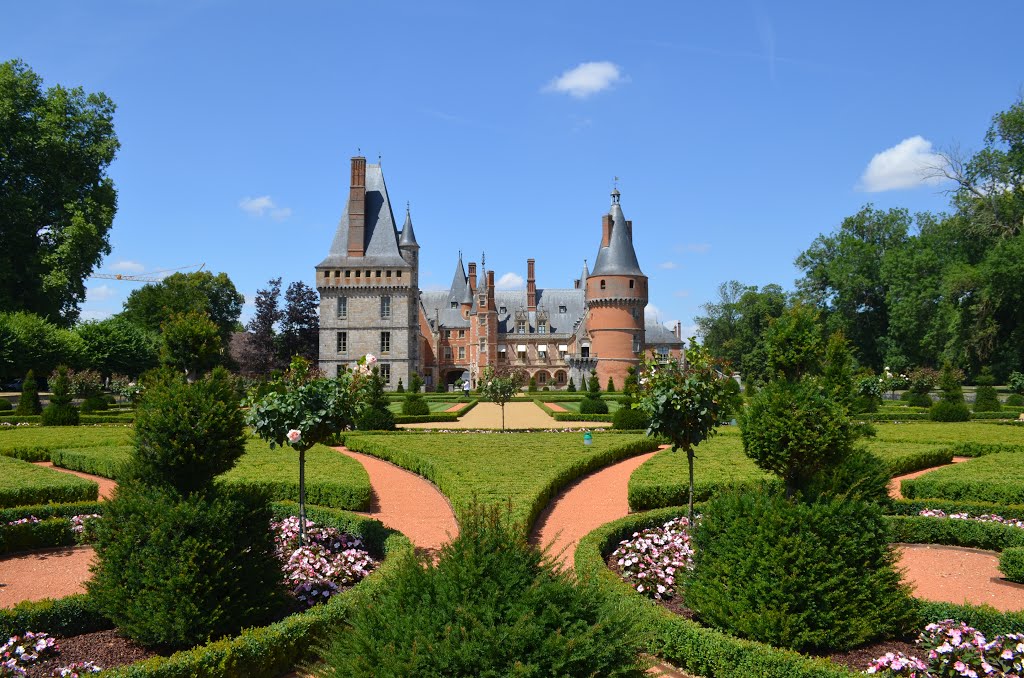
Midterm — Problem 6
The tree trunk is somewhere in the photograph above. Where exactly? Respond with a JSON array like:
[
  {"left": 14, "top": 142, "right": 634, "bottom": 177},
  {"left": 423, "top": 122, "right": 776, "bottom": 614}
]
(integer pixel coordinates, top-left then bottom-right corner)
[
  {"left": 298, "top": 448, "right": 307, "bottom": 545},
  {"left": 686, "top": 447, "right": 695, "bottom": 524},
  {"left": 501, "top": 403, "right": 505, "bottom": 431}
]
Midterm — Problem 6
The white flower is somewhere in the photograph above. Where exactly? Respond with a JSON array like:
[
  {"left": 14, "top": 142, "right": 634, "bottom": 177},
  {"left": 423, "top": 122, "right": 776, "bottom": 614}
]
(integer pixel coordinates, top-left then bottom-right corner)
[
  {"left": 287, "top": 429, "right": 302, "bottom": 443},
  {"left": 365, "top": 353, "right": 377, "bottom": 365}
]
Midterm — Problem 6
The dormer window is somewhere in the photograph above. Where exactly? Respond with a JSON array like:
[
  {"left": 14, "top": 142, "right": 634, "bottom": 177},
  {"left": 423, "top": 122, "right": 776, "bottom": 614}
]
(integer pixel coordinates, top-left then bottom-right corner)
[
  {"left": 559, "top": 305, "right": 567, "bottom": 313},
  {"left": 451, "top": 302, "right": 457, "bottom": 309},
  {"left": 517, "top": 320, "right": 526, "bottom": 334},
  {"left": 538, "top": 321, "right": 547, "bottom": 334},
  {"left": 499, "top": 306, "right": 507, "bottom": 314}
]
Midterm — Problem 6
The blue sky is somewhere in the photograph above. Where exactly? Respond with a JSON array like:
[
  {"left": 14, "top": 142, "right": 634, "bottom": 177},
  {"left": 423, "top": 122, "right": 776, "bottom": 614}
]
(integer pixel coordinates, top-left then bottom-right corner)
[{"left": 5, "top": 1, "right": 1023, "bottom": 335}]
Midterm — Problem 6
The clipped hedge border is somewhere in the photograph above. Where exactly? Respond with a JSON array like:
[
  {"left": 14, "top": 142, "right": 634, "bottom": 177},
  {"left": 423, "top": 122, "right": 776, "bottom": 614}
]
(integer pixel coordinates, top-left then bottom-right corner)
[
  {"left": 393, "top": 399, "right": 478, "bottom": 424},
  {"left": 575, "top": 507, "right": 857, "bottom": 677},
  {"left": 51, "top": 447, "right": 129, "bottom": 479},
  {"left": 889, "top": 498, "right": 1024, "bottom": 521},
  {"left": 553, "top": 412, "right": 614, "bottom": 422},
  {"left": 628, "top": 478, "right": 780, "bottom": 513},
  {"left": 1000, "top": 547, "right": 1024, "bottom": 584},
  {"left": 0, "top": 517, "right": 77, "bottom": 555},
  {"left": 0, "top": 500, "right": 106, "bottom": 523},
  {"left": 884, "top": 448, "right": 954, "bottom": 477},
  {"left": 343, "top": 433, "right": 660, "bottom": 534},
  {"left": 885, "top": 514, "right": 1024, "bottom": 552},
  {"left": 0, "top": 458, "right": 98, "bottom": 509},
  {"left": 0, "top": 445, "right": 52, "bottom": 462},
  {"left": 0, "top": 504, "right": 414, "bottom": 678},
  {"left": 0, "top": 414, "right": 134, "bottom": 425}
]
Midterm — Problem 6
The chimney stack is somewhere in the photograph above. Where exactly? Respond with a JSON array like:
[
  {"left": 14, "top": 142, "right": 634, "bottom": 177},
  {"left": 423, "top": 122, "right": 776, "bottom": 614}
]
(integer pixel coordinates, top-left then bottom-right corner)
[
  {"left": 468, "top": 262, "right": 477, "bottom": 297},
  {"left": 347, "top": 156, "right": 367, "bottom": 257},
  {"left": 527, "top": 258, "right": 537, "bottom": 312},
  {"left": 487, "top": 270, "right": 496, "bottom": 310},
  {"left": 674, "top": 321, "right": 682, "bottom": 340},
  {"left": 601, "top": 213, "right": 613, "bottom": 248}
]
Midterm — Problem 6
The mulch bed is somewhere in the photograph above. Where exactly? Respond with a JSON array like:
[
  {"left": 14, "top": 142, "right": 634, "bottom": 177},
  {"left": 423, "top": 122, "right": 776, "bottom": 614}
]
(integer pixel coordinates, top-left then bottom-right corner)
[
  {"left": 605, "top": 553, "right": 919, "bottom": 673},
  {"left": 25, "top": 629, "right": 158, "bottom": 677}
]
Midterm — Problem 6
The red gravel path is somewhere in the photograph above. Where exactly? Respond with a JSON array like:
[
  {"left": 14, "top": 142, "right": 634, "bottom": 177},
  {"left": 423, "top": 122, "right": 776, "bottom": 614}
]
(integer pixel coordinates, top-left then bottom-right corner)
[
  {"left": 32, "top": 461, "right": 117, "bottom": 500},
  {"left": 897, "top": 543, "right": 1024, "bottom": 611},
  {"left": 888, "top": 456, "right": 971, "bottom": 500},
  {"left": 531, "top": 448, "right": 665, "bottom": 569},
  {"left": 545, "top": 402, "right": 569, "bottom": 412},
  {"left": 334, "top": 446, "right": 458, "bottom": 556},
  {"left": 0, "top": 546, "right": 94, "bottom": 608},
  {"left": 444, "top": 403, "right": 464, "bottom": 413}
]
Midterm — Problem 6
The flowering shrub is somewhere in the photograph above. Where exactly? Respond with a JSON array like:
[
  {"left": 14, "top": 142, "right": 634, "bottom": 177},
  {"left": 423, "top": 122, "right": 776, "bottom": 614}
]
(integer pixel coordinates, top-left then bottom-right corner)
[
  {"left": 5, "top": 516, "right": 40, "bottom": 527},
  {"left": 56, "top": 662, "right": 102, "bottom": 676},
  {"left": 271, "top": 516, "right": 376, "bottom": 607},
  {"left": 919, "top": 509, "right": 1024, "bottom": 530},
  {"left": 0, "top": 631, "right": 59, "bottom": 675},
  {"left": 70, "top": 513, "right": 102, "bottom": 534},
  {"left": 611, "top": 517, "right": 695, "bottom": 600},
  {"left": 866, "top": 619, "right": 1024, "bottom": 676}
]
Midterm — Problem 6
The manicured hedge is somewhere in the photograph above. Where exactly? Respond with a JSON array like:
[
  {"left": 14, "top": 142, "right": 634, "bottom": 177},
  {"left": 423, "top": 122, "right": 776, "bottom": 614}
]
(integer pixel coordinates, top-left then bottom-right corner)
[
  {"left": 884, "top": 514, "right": 1024, "bottom": 551},
  {"left": 393, "top": 399, "right": 478, "bottom": 423},
  {"left": 1000, "top": 547, "right": 1024, "bottom": 584},
  {"left": 882, "top": 448, "right": 954, "bottom": 476},
  {"left": 0, "top": 413, "right": 135, "bottom": 425},
  {"left": 915, "top": 601, "right": 1024, "bottom": 637},
  {"left": 51, "top": 446, "right": 131, "bottom": 478},
  {"left": 0, "top": 517, "right": 76, "bottom": 555},
  {"left": 901, "top": 452, "right": 1024, "bottom": 504},
  {"left": 552, "top": 412, "right": 614, "bottom": 422},
  {"left": 0, "top": 456, "right": 98, "bottom": 508},
  {"left": 888, "top": 498, "right": 1024, "bottom": 521},
  {"left": 0, "top": 500, "right": 105, "bottom": 523},
  {"left": 0, "top": 505, "right": 414, "bottom": 678}
]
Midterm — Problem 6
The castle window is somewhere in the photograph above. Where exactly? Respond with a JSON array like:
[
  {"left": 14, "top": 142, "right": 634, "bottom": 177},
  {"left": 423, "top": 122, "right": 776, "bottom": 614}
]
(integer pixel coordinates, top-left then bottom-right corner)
[
  {"left": 379, "top": 363, "right": 391, "bottom": 384},
  {"left": 380, "top": 331, "right": 391, "bottom": 354},
  {"left": 445, "top": 330, "right": 451, "bottom": 339},
  {"left": 345, "top": 270, "right": 351, "bottom": 279},
  {"left": 355, "top": 270, "right": 361, "bottom": 278},
  {"left": 451, "top": 302, "right": 458, "bottom": 309},
  {"left": 381, "top": 296, "right": 392, "bottom": 319},
  {"left": 337, "top": 332, "right": 347, "bottom": 353},
  {"left": 517, "top": 319, "right": 526, "bottom": 334},
  {"left": 600, "top": 280, "right": 606, "bottom": 290},
  {"left": 629, "top": 280, "right": 635, "bottom": 289},
  {"left": 537, "top": 371, "right": 548, "bottom": 385},
  {"left": 386, "top": 270, "right": 392, "bottom": 278},
  {"left": 337, "top": 297, "right": 347, "bottom": 319},
  {"left": 479, "top": 339, "right": 485, "bottom": 352},
  {"left": 499, "top": 306, "right": 507, "bottom": 314},
  {"left": 458, "top": 330, "right": 465, "bottom": 339},
  {"left": 538, "top": 321, "right": 547, "bottom": 334},
  {"left": 559, "top": 305, "right": 566, "bottom": 313},
  {"left": 323, "top": 271, "right": 329, "bottom": 279},
  {"left": 397, "top": 271, "right": 402, "bottom": 278},
  {"left": 365, "top": 270, "right": 371, "bottom": 278},
  {"left": 458, "top": 346, "right": 465, "bottom": 360},
  {"left": 376, "top": 270, "right": 381, "bottom": 278},
  {"left": 444, "top": 346, "right": 453, "bottom": 360}
]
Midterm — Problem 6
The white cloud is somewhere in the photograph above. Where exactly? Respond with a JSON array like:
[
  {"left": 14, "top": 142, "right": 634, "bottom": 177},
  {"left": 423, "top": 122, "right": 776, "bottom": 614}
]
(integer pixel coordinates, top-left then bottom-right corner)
[
  {"left": 659, "top": 261, "right": 678, "bottom": 270},
  {"left": 109, "top": 260, "right": 145, "bottom": 273},
  {"left": 87, "top": 284, "right": 116, "bottom": 302},
  {"left": 239, "top": 195, "right": 292, "bottom": 220},
  {"left": 645, "top": 303, "right": 662, "bottom": 321},
  {"left": 544, "top": 61, "right": 624, "bottom": 99},
  {"left": 673, "top": 289, "right": 691, "bottom": 298},
  {"left": 859, "top": 136, "right": 946, "bottom": 192},
  {"left": 496, "top": 272, "right": 524, "bottom": 289}
]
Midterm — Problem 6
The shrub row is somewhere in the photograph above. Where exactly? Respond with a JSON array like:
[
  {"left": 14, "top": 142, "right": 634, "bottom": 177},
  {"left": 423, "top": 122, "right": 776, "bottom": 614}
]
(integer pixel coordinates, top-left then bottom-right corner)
[
  {"left": 552, "top": 412, "right": 614, "bottom": 422},
  {"left": 859, "top": 411, "right": 1021, "bottom": 422},
  {"left": 51, "top": 446, "right": 131, "bottom": 478},
  {"left": 889, "top": 497, "right": 1024, "bottom": 521},
  {"left": 0, "top": 505, "right": 413, "bottom": 678},
  {"left": 1001, "top": 547, "right": 1024, "bottom": 583},
  {"left": 884, "top": 514, "right": 1024, "bottom": 552},
  {"left": 0, "top": 456, "right": 99, "bottom": 508},
  {"left": 0, "top": 500, "right": 105, "bottom": 523},
  {"left": 902, "top": 460, "right": 1024, "bottom": 504},
  {"left": 883, "top": 448, "right": 954, "bottom": 476},
  {"left": 0, "top": 445, "right": 52, "bottom": 462},
  {"left": 0, "top": 413, "right": 135, "bottom": 425},
  {"left": 0, "top": 517, "right": 77, "bottom": 555},
  {"left": 628, "top": 479, "right": 779, "bottom": 513},
  {"left": 393, "top": 399, "right": 478, "bottom": 423}
]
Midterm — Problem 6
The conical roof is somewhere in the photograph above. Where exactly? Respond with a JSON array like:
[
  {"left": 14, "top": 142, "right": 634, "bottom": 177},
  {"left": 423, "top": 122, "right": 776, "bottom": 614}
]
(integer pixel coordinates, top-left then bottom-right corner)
[
  {"left": 447, "top": 253, "right": 473, "bottom": 305},
  {"left": 591, "top": 193, "right": 644, "bottom": 276},
  {"left": 399, "top": 206, "right": 418, "bottom": 247}
]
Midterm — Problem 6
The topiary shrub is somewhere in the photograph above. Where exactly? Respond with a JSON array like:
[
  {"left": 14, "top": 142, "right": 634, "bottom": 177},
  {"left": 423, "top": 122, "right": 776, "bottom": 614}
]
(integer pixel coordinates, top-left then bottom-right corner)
[
  {"left": 612, "top": 405, "right": 648, "bottom": 430},
  {"left": 930, "top": 400, "right": 972, "bottom": 422},
  {"left": 999, "top": 547, "right": 1024, "bottom": 584},
  {"left": 401, "top": 393, "right": 430, "bottom": 416},
  {"left": 683, "top": 488, "right": 913, "bottom": 652},
  {"left": 395, "top": 378, "right": 404, "bottom": 393},
  {"left": 42, "top": 366, "right": 79, "bottom": 426},
  {"left": 973, "top": 371, "right": 1001, "bottom": 412},
  {"left": 316, "top": 502, "right": 646, "bottom": 676},
  {"left": 1008, "top": 394, "right": 1024, "bottom": 407},
  {"left": 907, "top": 392, "right": 934, "bottom": 408},
  {"left": 802, "top": 447, "right": 891, "bottom": 505},
  {"left": 129, "top": 368, "right": 246, "bottom": 494},
  {"left": 0, "top": 400, "right": 12, "bottom": 412},
  {"left": 16, "top": 370, "right": 42, "bottom": 415},
  {"left": 88, "top": 482, "right": 284, "bottom": 649},
  {"left": 852, "top": 395, "right": 879, "bottom": 413},
  {"left": 357, "top": 407, "right": 396, "bottom": 431},
  {"left": 900, "top": 390, "right": 912, "bottom": 401},
  {"left": 578, "top": 396, "right": 609, "bottom": 415},
  {"left": 79, "top": 395, "right": 109, "bottom": 413},
  {"left": 435, "top": 380, "right": 446, "bottom": 393},
  {"left": 528, "top": 377, "right": 537, "bottom": 393},
  {"left": 566, "top": 378, "right": 576, "bottom": 392},
  {"left": 606, "top": 377, "right": 616, "bottom": 393}
]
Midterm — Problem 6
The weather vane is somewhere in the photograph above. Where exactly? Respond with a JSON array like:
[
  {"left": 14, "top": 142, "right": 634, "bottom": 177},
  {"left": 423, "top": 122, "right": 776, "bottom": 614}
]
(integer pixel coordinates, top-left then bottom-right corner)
[{"left": 613, "top": 175, "right": 619, "bottom": 189}]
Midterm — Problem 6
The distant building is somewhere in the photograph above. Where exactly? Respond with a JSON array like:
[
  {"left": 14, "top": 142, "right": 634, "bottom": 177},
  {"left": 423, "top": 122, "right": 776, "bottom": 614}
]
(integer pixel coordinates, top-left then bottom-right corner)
[{"left": 317, "top": 156, "right": 684, "bottom": 389}]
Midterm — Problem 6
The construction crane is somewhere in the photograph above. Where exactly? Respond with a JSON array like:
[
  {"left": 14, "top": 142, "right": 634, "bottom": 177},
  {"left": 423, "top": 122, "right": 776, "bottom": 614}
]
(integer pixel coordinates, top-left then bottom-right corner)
[{"left": 93, "top": 263, "right": 205, "bottom": 283}]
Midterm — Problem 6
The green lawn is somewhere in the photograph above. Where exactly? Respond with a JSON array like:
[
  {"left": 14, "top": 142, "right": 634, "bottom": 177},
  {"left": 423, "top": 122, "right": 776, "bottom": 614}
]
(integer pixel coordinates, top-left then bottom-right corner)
[
  {"left": 0, "top": 427, "right": 371, "bottom": 511},
  {"left": 628, "top": 422, "right": 1024, "bottom": 510},
  {"left": 902, "top": 452, "right": 1024, "bottom": 504},
  {"left": 0, "top": 456, "right": 98, "bottom": 508},
  {"left": 343, "top": 431, "right": 658, "bottom": 532},
  {"left": 387, "top": 401, "right": 457, "bottom": 414},
  {"left": 554, "top": 400, "right": 623, "bottom": 414}
]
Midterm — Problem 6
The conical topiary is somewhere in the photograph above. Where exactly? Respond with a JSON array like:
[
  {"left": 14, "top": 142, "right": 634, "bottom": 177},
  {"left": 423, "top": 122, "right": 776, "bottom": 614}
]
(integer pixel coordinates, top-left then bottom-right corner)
[{"left": 16, "top": 370, "right": 42, "bottom": 415}]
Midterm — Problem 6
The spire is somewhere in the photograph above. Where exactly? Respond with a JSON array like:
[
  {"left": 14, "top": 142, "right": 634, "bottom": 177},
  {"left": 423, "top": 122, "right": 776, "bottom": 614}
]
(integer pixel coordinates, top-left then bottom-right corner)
[
  {"left": 479, "top": 251, "right": 487, "bottom": 292},
  {"left": 447, "top": 252, "right": 472, "bottom": 305},
  {"left": 399, "top": 202, "right": 418, "bottom": 248},
  {"left": 591, "top": 190, "right": 644, "bottom": 276},
  {"left": 582, "top": 258, "right": 590, "bottom": 280}
]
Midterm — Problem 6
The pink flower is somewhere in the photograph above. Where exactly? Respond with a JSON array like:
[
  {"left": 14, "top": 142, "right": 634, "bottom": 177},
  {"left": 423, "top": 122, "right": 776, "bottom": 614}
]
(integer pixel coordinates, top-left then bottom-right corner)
[{"left": 287, "top": 429, "right": 302, "bottom": 444}]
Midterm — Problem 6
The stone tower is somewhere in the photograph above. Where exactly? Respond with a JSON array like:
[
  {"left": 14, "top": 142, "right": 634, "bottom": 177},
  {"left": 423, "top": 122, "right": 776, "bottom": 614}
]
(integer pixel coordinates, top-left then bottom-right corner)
[
  {"left": 584, "top": 188, "right": 648, "bottom": 388},
  {"left": 315, "top": 156, "right": 419, "bottom": 385}
]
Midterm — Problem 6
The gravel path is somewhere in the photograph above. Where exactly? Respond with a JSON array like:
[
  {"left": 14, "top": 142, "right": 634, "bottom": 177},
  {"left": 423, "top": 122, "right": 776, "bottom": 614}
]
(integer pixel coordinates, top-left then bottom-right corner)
[
  {"left": 888, "top": 456, "right": 971, "bottom": 500},
  {"left": 334, "top": 446, "right": 458, "bottom": 557},
  {"left": 399, "top": 401, "right": 612, "bottom": 429},
  {"left": 897, "top": 543, "right": 1024, "bottom": 611},
  {"left": 531, "top": 449, "right": 664, "bottom": 569},
  {"left": 0, "top": 546, "right": 94, "bottom": 608},
  {"left": 32, "top": 461, "right": 117, "bottom": 500}
]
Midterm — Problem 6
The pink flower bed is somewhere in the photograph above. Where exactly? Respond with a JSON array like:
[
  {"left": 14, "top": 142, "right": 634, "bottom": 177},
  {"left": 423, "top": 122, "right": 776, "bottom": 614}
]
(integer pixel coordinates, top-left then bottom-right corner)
[
  {"left": 866, "top": 620, "right": 1024, "bottom": 677},
  {"left": 271, "top": 516, "right": 377, "bottom": 607},
  {"left": 611, "top": 517, "right": 695, "bottom": 600},
  {"left": 918, "top": 509, "right": 1024, "bottom": 530}
]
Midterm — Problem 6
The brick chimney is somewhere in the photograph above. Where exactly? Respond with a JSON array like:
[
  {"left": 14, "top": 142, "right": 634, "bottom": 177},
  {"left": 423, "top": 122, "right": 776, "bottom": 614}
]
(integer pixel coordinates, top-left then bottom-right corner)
[
  {"left": 601, "top": 213, "right": 613, "bottom": 248},
  {"left": 468, "top": 262, "right": 477, "bottom": 297},
  {"left": 526, "top": 258, "right": 536, "bottom": 312},
  {"left": 487, "top": 270, "right": 496, "bottom": 311},
  {"left": 674, "top": 321, "right": 682, "bottom": 340},
  {"left": 347, "top": 156, "right": 367, "bottom": 257}
]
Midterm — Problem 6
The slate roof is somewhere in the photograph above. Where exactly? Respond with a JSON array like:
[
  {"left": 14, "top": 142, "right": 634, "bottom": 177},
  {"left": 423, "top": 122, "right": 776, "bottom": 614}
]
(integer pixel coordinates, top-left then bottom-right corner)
[
  {"left": 447, "top": 254, "right": 473, "bottom": 306},
  {"left": 493, "top": 288, "right": 586, "bottom": 335},
  {"left": 644, "top": 321, "right": 683, "bottom": 346},
  {"left": 591, "top": 200, "right": 644, "bottom": 277},
  {"left": 421, "top": 290, "right": 470, "bottom": 329},
  {"left": 318, "top": 163, "right": 410, "bottom": 268},
  {"left": 398, "top": 208, "right": 418, "bottom": 247}
]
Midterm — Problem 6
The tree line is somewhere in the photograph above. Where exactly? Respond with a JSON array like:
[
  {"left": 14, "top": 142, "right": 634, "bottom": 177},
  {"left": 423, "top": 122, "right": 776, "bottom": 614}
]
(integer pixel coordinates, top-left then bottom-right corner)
[{"left": 698, "top": 96, "right": 1024, "bottom": 383}]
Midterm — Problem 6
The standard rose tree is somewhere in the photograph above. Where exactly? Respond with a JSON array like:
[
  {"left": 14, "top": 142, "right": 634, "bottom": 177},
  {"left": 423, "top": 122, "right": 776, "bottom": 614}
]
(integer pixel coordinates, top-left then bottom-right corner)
[
  {"left": 246, "top": 357, "right": 360, "bottom": 543},
  {"left": 479, "top": 366, "right": 525, "bottom": 431}
]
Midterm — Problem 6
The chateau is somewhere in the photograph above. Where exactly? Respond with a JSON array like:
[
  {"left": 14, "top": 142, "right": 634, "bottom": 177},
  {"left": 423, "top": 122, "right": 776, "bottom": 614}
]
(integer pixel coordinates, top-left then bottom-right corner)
[{"left": 316, "top": 156, "right": 683, "bottom": 390}]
